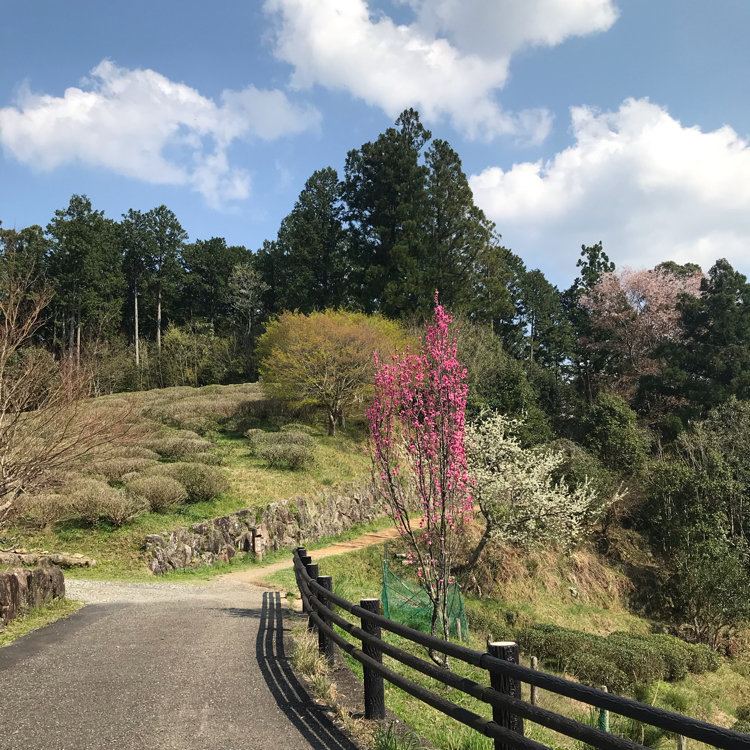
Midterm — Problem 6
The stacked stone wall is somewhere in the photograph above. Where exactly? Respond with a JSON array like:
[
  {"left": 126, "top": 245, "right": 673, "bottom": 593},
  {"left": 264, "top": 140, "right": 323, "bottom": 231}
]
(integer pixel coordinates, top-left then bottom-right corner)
[
  {"left": 0, "top": 567, "right": 65, "bottom": 627},
  {"left": 145, "top": 480, "right": 382, "bottom": 575}
]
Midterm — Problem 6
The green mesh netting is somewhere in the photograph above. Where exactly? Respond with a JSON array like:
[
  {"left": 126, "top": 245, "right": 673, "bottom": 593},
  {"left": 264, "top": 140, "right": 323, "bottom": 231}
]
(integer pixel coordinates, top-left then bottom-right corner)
[{"left": 381, "top": 553, "right": 469, "bottom": 641}]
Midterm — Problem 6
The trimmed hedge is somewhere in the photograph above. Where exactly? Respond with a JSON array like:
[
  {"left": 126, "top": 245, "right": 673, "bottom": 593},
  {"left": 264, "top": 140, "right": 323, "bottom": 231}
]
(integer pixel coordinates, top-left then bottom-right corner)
[{"left": 516, "top": 624, "right": 719, "bottom": 693}]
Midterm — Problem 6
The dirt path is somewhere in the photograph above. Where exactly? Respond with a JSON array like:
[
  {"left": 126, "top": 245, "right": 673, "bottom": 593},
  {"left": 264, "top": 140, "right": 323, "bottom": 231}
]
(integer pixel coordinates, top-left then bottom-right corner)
[{"left": 220, "top": 526, "right": 400, "bottom": 587}]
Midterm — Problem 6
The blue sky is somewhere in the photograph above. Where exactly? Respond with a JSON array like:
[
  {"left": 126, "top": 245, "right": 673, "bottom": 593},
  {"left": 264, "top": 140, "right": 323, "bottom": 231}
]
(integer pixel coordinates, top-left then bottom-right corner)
[{"left": 2, "top": 0, "right": 750, "bottom": 285}]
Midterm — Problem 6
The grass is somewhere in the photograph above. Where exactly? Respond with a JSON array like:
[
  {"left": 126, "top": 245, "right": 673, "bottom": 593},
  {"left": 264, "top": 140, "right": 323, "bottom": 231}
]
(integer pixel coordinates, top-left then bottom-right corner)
[
  {"left": 270, "top": 543, "right": 750, "bottom": 750},
  {"left": 0, "top": 597, "right": 84, "bottom": 647},
  {"left": 7, "top": 382, "right": 372, "bottom": 579}
]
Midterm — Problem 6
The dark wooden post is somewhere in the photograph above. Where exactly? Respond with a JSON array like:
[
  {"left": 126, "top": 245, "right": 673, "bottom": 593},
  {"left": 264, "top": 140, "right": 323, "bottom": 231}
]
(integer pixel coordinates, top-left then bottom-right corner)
[
  {"left": 360, "top": 598, "right": 385, "bottom": 719},
  {"left": 306, "top": 562, "right": 319, "bottom": 632},
  {"left": 296, "top": 547, "right": 307, "bottom": 559},
  {"left": 488, "top": 641, "right": 524, "bottom": 750},
  {"left": 317, "top": 575, "right": 335, "bottom": 666},
  {"left": 301, "top": 555, "right": 312, "bottom": 567}
]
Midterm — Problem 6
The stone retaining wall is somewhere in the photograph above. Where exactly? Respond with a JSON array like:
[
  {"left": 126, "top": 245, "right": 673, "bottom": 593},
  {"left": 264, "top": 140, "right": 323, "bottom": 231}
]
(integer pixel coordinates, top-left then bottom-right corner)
[
  {"left": 0, "top": 567, "right": 66, "bottom": 627},
  {"left": 145, "top": 480, "right": 382, "bottom": 575}
]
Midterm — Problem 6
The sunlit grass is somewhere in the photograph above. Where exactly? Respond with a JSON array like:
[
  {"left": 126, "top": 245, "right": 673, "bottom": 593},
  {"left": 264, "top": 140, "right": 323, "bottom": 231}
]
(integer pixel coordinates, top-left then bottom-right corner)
[{"left": 0, "top": 598, "right": 84, "bottom": 647}]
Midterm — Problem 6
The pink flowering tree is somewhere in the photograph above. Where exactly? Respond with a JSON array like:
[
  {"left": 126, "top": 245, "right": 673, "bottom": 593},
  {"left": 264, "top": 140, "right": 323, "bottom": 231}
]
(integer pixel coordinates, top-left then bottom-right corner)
[
  {"left": 580, "top": 266, "right": 703, "bottom": 395},
  {"left": 368, "top": 296, "right": 472, "bottom": 656}
]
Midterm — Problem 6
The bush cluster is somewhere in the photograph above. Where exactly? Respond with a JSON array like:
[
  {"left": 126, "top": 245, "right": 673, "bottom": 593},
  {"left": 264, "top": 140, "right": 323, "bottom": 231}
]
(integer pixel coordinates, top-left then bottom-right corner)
[
  {"left": 145, "top": 434, "right": 213, "bottom": 458},
  {"left": 66, "top": 478, "right": 147, "bottom": 527},
  {"left": 91, "top": 457, "right": 159, "bottom": 480},
  {"left": 127, "top": 475, "right": 188, "bottom": 512},
  {"left": 146, "top": 462, "right": 229, "bottom": 502},
  {"left": 517, "top": 624, "right": 719, "bottom": 693},
  {"left": 245, "top": 427, "right": 315, "bottom": 469}
]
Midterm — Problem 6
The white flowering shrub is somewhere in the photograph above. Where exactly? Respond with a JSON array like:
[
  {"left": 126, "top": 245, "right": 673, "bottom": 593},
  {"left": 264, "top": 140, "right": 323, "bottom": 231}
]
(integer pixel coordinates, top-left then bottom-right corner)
[{"left": 466, "top": 412, "right": 616, "bottom": 550}]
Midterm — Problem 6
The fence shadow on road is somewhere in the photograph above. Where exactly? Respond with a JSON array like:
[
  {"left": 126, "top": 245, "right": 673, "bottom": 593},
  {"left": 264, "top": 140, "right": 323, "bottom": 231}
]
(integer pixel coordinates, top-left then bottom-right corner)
[{"left": 257, "top": 591, "right": 361, "bottom": 750}]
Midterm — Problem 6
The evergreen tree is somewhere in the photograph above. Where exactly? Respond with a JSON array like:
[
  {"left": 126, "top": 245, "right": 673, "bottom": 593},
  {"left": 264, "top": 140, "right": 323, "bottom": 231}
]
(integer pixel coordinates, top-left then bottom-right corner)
[
  {"left": 180, "top": 237, "right": 251, "bottom": 330},
  {"left": 121, "top": 209, "right": 151, "bottom": 368},
  {"left": 265, "top": 167, "right": 350, "bottom": 313},
  {"left": 141, "top": 205, "right": 187, "bottom": 356},
  {"left": 343, "top": 108, "right": 431, "bottom": 317},
  {"left": 46, "top": 194, "right": 124, "bottom": 363},
  {"left": 423, "top": 139, "right": 492, "bottom": 317},
  {"left": 645, "top": 259, "right": 750, "bottom": 416}
]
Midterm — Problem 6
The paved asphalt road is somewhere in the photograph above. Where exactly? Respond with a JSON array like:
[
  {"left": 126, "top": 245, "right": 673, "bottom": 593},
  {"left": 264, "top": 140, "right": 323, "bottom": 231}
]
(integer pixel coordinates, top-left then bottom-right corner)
[{"left": 0, "top": 580, "right": 360, "bottom": 750}]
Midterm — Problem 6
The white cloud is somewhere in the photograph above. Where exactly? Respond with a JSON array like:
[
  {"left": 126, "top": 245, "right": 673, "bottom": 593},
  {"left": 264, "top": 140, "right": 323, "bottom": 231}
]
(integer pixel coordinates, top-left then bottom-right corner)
[
  {"left": 263, "top": 0, "right": 618, "bottom": 142},
  {"left": 470, "top": 98, "right": 750, "bottom": 281},
  {"left": 0, "top": 60, "right": 320, "bottom": 208}
]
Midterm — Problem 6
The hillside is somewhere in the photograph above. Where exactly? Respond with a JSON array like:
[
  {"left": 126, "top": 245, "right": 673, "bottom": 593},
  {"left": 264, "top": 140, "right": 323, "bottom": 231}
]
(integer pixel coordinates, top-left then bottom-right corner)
[{"left": 2, "top": 383, "right": 370, "bottom": 578}]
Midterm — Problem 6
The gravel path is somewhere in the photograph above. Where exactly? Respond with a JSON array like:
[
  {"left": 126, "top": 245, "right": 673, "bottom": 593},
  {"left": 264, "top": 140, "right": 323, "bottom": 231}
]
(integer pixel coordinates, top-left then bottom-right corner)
[{"left": 0, "top": 577, "right": 360, "bottom": 750}]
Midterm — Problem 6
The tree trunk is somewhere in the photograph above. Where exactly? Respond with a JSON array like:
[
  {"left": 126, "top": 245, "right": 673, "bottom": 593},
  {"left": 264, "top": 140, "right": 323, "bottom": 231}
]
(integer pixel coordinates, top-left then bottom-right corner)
[
  {"left": 134, "top": 280, "right": 140, "bottom": 368},
  {"left": 156, "top": 284, "right": 162, "bottom": 355},
  {"left": 76, "top": 316, "right": 81, "bottom": 367},
  {"left": 68, "top": 314, "right": 75, "bottom": 353},
  {"left": 455, "top": 524, "right": 493, "bottom": 577},
  {"left": 327, "top": 409, "right": 336, "bottom": 437}
]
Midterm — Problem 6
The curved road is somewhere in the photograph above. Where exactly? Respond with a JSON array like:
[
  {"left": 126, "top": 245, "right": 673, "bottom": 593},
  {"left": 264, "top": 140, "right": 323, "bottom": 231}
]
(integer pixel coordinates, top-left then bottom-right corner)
[{"left": 0, "top": 577, "right": 361, "bottom": 750}]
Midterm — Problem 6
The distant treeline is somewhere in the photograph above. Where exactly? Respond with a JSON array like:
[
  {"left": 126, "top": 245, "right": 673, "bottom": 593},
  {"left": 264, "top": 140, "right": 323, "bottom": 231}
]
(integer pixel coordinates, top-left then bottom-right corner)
[{"left": 2, "top": 107, "right": 749, "bottom": 433}]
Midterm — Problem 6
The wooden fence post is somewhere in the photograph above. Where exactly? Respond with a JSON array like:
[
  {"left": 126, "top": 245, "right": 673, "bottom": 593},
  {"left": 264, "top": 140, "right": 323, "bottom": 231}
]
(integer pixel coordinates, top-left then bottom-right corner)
[
  {"left": 305, "top": 562, "right": 318, "bottom": 632},
  {"left": 360, "top": 598, "right": 385, "bottom": 719},
  {"left": 488, "top": 641, "right": 524, "bottom": 750},
  {"left": 317, "top": 574, "right": 335, "bottom": 666}
]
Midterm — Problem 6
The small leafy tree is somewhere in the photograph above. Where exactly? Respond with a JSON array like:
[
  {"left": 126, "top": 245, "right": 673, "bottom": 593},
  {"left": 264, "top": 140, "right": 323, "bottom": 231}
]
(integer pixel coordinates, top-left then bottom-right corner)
[
  {"left": 257, "top": 310, "right": 404, "bottom": 435},
  {"left": 368, "top": 298, "right": 473, "bottom": 659},
  {"left": 465, "top": 412, "right": 615, "bottom": 568},
  {"left": 667, "top": 539, "right": 750, "bottom": 650}
]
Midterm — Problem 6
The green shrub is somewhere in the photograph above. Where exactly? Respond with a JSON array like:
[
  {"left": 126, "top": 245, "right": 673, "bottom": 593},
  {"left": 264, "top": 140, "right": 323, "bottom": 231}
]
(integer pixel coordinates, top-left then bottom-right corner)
[
  {"left": 118, "top": 446, "right": 161, "bottom": 460},
  {"left": 564, "top": 651, "right": 631, "bottom": 694},
  {"left": 68, "top": 479, "right": 146, "bottom": 526},
  {"left": 148, "top": 462, "right": 229, "bottom": 502},
  {"left": 146, "top": 436, "right": 213, "bottom": 458},
  {"left": 258, "top": 442, "right": 314, "bottom": 470},
  {"left": 517, "top": 624, "right": 717, "bottom": 692},
  {"left": 127, "top": 476, "right": 188, "bottom": 512},
  {"left": 245, "top": 428, "right": 272, "bottom": 453},
  {"left": 15, "top": 493, "right": 71, "bottom": 529},
  {"left": 91, "top": 457, "right": 159, "bottom": 480},
  {"left": 188, "top": 451, "right": 225, "bottom": 466},
  {"left": 99, "top": 492, "right": 148, "bottom": 527},
  {"left": 736, "top": 705, "right": 750, "bottom": 722},
  {"left": 281, "top": 422, "right": 314, "bottom": 434},
  {"left": 687, "top": 643, "right": 720, "bottom": 673}
]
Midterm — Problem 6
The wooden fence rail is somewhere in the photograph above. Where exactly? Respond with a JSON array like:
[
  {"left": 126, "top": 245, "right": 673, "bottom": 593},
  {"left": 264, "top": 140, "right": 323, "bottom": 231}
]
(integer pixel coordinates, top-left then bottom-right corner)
[{"left": 292, "top": 548, "right": 750, "bottom": 750}]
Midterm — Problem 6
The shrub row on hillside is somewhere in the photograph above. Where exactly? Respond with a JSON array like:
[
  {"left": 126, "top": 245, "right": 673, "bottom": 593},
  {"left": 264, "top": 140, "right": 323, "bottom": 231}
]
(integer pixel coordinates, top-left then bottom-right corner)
[
  {"left": 517, "top": 624, "right": 719, "bottom": 694},
  {"left": 245, "top": 428, "right": 315, "bottom": 470},
  {"left": 13, "top": 461, "right": 230, "bottom": 529}
]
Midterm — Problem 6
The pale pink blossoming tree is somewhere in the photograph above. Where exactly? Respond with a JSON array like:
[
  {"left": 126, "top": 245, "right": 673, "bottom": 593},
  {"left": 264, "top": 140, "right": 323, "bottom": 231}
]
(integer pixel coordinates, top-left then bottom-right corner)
[{"left": 368, "top": 295, "right": 473, "bottom": 659}]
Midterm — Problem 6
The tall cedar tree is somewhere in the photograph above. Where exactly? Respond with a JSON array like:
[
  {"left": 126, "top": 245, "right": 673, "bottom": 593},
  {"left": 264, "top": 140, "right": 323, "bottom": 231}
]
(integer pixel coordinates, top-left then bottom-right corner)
[
  {"left": 424, "top": 139, "right": 494, "bottom": 317},
  {"left": 121, "top": 208, "right": 150, "bottom": 368},
  {"left": 46, "top": 194, "right": 124, "bottom": 363},
  {"left": 142, "top": 205, "right": 187, "bottom": 356},
  {"left": 256, "top": 168, "right": 349, "bottom": 313},
  {"left": 180, "top": 237, "right": 251, "bottom": 331},
  {"left": 344, "top": 108, "right": 431, "bottom": 317}
]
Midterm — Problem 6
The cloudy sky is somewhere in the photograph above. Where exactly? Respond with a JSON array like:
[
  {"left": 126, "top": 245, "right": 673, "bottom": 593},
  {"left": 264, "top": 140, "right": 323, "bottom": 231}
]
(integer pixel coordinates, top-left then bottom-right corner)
[{"left": 2, "top": 0, "right": 749, "bottom": 285}]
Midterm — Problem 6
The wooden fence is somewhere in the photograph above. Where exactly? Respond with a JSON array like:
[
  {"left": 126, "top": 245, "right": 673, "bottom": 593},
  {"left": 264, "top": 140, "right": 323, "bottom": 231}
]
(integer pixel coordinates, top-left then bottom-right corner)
[{"left": 293, "top": 548, "right": 750, "bottom": 750}]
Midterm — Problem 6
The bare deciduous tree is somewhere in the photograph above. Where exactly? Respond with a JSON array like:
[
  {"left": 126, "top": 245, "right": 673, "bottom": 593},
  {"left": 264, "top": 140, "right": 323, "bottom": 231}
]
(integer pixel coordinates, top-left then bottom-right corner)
[{"left": 0, "top": 247, "right": 130, "bottom": 526}]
